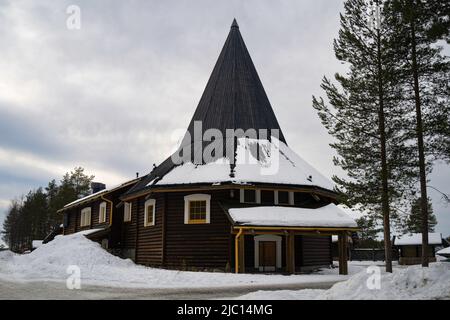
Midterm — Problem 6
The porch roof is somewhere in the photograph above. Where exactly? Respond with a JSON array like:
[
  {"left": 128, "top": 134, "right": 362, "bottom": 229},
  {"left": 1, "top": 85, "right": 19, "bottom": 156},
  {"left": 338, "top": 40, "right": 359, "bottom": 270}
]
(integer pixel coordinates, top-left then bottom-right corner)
[
  {"left": 394, "top": 233, "right": 442, "bottom": 246},
  {"left": 228, "top": 203, "right": 357, "bottom": 229}
]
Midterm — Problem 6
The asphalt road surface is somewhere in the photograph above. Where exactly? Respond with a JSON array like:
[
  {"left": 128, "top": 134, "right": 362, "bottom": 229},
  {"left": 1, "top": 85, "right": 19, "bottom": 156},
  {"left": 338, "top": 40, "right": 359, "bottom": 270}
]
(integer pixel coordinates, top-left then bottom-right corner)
[{"left": 0, "top": 279, "right": 338, "bottom": 300}]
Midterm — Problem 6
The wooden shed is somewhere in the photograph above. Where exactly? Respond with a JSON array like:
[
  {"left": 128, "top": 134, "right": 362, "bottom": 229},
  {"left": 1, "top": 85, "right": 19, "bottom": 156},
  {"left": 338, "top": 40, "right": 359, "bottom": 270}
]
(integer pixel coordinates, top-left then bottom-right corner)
[{"left": 394, "top": 233, "right": 443, "bottom": 265}]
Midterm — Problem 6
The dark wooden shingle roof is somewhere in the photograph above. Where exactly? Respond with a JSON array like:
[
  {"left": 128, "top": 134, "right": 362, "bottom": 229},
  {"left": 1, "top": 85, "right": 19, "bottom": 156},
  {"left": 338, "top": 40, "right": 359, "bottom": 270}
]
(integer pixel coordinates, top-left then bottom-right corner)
[
  {"left": 124, "top": 19, "right": 288, "bottom": 197},
  {"left": 182, "top": 18, "right": 286, "bottom": 146}
]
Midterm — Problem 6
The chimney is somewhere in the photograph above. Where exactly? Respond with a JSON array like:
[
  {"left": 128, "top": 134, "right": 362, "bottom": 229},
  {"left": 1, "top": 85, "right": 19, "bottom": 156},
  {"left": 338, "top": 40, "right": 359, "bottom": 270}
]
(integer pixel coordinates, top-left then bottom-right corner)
[{"left": 91, "top": 182, "right": 106, "bottom": 194}]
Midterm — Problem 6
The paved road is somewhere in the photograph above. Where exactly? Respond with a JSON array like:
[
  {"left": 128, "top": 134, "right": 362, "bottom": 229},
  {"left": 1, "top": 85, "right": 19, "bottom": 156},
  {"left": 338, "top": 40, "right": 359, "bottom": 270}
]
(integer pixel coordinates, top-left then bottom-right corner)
[{"left": 0, "top": 279, "right": 339, "bottom": 300}]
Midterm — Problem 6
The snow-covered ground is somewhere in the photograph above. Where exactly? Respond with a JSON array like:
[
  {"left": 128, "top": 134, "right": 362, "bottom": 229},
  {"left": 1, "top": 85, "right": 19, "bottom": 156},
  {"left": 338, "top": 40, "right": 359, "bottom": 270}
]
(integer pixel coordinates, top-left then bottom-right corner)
[
  {"left": 1, "top": 232, "right": 448, "bottom": 300},
  {"left": 235, "top": 262, "right": 450, "bottom": 300},
  {"left": 0, "top": 232, "right": 349, "bottom": 290}
]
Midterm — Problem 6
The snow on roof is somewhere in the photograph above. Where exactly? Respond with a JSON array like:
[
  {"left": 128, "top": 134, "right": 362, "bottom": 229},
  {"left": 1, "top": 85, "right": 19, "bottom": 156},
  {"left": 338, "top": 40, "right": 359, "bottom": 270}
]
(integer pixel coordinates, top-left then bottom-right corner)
[
  {"left": 437, "top": 246, "right": 450, "bottom": 256},
  {"left": 63, "top": 178, "right": 138, "bottom": 209},
  {"left": 32, "top": 240, "right": 43, "bottom": 249},
  {"left": 154, "top": 137, "right": 335, "bottom": 191},
  {"left": 395, "top": 233, "right": 442, "bottom": 246},
  {"left": 228, "top": 203, "right": 357, "bottom": 228}
]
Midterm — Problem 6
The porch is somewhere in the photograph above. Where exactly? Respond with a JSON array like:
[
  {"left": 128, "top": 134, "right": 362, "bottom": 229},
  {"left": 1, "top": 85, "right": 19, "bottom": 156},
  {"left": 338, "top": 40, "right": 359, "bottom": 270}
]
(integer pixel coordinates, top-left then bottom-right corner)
[{"left": 227, "top": 204, "right": 358, "bottom": 275}]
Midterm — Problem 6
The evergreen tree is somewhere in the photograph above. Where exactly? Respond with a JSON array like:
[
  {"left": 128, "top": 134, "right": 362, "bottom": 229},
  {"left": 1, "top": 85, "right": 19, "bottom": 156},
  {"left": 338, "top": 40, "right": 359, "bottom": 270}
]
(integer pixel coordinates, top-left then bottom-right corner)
[
  {"left": 385, "top": 0, "right": 450, "bottom": 266},
  {"left": 403, "top": 197, "right": 437, "bottom": 234},
  {"left": 312, "top": 0, "right": 417, "bottom": 272},
  {"left": 356, "top": 215, "right": 382, "bottom": 241},
  {"left": 1, "top": 200, "right": 23, "bottom": 251},
  {"left": 1, "top": 167, "right": 94, "bottom": 252}
]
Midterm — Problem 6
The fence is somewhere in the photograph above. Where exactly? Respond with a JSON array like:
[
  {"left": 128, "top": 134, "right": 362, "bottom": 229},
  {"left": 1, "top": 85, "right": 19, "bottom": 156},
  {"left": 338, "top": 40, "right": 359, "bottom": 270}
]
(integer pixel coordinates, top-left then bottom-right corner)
[{"left": 350, "top": 248, "right": 399, "bottom": 261}]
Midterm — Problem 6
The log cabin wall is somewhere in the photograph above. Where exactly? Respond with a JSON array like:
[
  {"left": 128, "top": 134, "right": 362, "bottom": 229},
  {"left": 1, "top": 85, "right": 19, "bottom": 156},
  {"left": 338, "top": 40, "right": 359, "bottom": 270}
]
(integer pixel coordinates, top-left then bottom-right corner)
[
  {"left": 63, "top": 199, "right": 111, "bottom": 235},
  {"left": 120, "top": 197, "right": 138, "bottom": 260},
  {"left": 134, "top": 193, "right": 164, "bottom": 266},
  {"left": 161, "top": 189, "right": 233, "bottom": 271},
  {"left": 299, "top": 235, "right": 332, "bottom": 268}
]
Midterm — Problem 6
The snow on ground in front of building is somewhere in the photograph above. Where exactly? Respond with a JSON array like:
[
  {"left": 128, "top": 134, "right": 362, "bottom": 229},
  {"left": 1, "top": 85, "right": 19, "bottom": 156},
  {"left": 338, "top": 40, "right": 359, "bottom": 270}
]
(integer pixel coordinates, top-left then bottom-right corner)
[
  {"left": 0, "top": 232, "right": 351, "bottom": 289},
  {"left": 234, "top": 262, "right": 450, "bottom": 300}
]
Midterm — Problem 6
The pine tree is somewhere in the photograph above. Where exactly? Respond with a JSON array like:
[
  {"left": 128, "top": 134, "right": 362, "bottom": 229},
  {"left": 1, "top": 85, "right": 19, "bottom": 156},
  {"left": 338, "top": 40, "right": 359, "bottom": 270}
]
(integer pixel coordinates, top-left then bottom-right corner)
[
  {"left": 385, "top": 0, "right": 450, "bottom": 266},
  {"left": 1, "top": 167, "right": 95, "bottom": 251},
  {"left": 404, "top": 197, "right": 437, "bottom": 234},
  {"left": 312, "top": 0, "right": 418, "bottom": 272}
]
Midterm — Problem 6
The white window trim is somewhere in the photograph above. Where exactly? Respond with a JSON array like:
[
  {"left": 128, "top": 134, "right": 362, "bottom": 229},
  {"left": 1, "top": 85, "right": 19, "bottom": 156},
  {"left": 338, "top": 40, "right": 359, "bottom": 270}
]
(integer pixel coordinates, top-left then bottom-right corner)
[
  {"left": 99, "top": 202, "right": 107, "bottom": 223},
  {"left": 274, "top": 190, "right": 294, "bottom": 205},
  {"left": 80, "top": 207, "right": 91, "bottom": 227},
  {"left": 254, "top": 234, "right": 282, "bottom": 271},
  {"left": 239, "top": 189, "right": 261, "bottom": 204},
  {"left": 144, "top": 199, "right": 156, "bottom": 227},
  {"left": 184, "top": 194, "right": 211, "bottom": 224},
  {"left": 124, "top": 202, "right": 132, "bottom": 222}
]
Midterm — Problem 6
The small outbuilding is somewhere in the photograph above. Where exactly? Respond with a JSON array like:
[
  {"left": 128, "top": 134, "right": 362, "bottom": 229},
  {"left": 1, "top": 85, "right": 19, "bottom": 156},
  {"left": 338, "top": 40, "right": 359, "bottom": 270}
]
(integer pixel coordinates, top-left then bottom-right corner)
[{"left": 394, "top": 233, "right": 442, "bottom": 265}]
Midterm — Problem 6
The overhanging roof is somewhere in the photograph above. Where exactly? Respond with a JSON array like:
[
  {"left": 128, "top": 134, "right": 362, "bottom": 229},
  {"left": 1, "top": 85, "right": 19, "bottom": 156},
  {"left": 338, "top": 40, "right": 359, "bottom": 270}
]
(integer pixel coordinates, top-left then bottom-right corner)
[
  {"left": 227, "top": 203, "right": 357, "bottom": 229},
  {"left": 59, "top": 178, "right": 140, "bottom": 212},
  {"left": 395, "top": 233, "right": 442, "bottom": 246}
]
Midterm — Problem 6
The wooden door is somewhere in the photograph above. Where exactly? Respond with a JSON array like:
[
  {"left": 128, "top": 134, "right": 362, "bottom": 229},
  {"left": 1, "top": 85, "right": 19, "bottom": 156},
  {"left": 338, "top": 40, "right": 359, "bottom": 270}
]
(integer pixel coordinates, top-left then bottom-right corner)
[{"left": 259, "top": 241, "right": 276, "bottom": 271}]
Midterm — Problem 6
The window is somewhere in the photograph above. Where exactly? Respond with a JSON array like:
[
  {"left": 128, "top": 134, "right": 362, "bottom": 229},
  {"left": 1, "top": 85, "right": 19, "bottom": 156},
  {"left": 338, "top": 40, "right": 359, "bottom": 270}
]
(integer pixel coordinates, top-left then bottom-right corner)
[
  {"left": 184, "top": 194, "right": 211, "bottom": 224},
  {"left": 124, "top": 202, "right": 132, "bottom": 222},
  {"left": 99, "top": 202, "right": 107, "bottom": 223},
  {"left": 260, "top": 190, "right": 275, "bottom": 204},
  {"left": 240, "top": 189, "right": 261, "bottom": 204},
  {"left": 275, "top": 191, "right": 294, "bottom": 205},
  {"left": 80, "top": 207, "right": 91, "bottom": 227},
  {"left": 144, "top": 199, "right": 156, "bottom": 227}
]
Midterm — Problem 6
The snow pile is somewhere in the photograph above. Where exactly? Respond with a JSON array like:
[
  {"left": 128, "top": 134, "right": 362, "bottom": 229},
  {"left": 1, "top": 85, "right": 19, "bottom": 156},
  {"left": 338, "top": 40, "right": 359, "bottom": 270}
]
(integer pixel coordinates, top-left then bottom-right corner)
[
  {"left": 0, "top": 232, "right": 134, "bottom": 282},
  {"left": 237, "top": 263, "right": 450, "bottom": 300},
  {"left": 0, "top": 232, "right": 345, "bottom": 289},
  {"left": 229, "top": 204, "right": 357, "bottom": 228}
]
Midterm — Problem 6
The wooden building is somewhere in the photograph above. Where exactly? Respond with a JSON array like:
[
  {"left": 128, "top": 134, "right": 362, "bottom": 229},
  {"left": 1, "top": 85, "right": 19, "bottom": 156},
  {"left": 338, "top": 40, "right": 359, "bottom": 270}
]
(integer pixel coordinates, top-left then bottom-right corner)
[
  {"left": 59, "top": 20, "right": 357, "bottom": 274},
  {"left": 394, "top": 233, "right": 443, "bottom": 265}
]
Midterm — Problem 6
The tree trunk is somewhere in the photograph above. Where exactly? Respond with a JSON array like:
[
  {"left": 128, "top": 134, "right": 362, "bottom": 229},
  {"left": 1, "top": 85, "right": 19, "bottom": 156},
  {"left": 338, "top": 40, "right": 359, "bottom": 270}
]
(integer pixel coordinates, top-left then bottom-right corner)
[
  {"left": 410, "top": 18, "right": 429, "bottom": 267},
  {"left": 376, "top": 28, "right": 393, "bottom": 273}
]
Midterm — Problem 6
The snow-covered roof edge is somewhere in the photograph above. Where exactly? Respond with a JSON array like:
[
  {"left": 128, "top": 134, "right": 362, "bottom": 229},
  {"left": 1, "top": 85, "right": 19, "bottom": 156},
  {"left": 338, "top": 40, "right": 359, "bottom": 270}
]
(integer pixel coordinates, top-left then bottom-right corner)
[
  {"left": 228, "top": 203, "right": 357, "bottom": 229},
  {"left": 394, "top": 233, "right": 442, "bottom": 246},
  {"left": 152, "top": 137, "right": 335, "bottom": 192},
  {"left": 61, "top": 178, "right": 140, "bottom": 211}
]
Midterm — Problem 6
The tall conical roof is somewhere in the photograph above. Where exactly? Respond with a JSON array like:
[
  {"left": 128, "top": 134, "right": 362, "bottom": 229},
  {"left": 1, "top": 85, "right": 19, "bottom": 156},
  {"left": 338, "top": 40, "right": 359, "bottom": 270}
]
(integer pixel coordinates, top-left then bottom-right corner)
[
  {"left": 183, "top": 18, "right": 286, "bottom": 145},
  {"left": 123, "top": 20, "right": 334, "bottom": 198}
]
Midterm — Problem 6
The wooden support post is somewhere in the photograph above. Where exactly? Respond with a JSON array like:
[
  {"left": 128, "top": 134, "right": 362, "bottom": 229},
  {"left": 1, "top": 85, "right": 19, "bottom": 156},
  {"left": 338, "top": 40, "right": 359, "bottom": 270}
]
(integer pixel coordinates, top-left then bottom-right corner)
[
  {"left": 234, "top": 228, "right": 243, "bottom": 273},
  {"left": 338, "top": 232, "right": 348, "bottom": 275},
  {"left": 239, "top": 233, "right": 245, "bottom": 273},
  {"left": 286, "top": 231, "right": 295, "bottom": 274}
]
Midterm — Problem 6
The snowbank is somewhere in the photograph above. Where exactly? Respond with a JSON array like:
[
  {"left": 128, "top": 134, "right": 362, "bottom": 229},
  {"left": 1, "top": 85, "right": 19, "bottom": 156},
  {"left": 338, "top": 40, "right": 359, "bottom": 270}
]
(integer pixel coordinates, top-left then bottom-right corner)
[
  {"left": 236, "top": 263, "right": 450, "bottom": 300},
  {"left": 0, "top": 232, "right": 346, "bottom": 289}
]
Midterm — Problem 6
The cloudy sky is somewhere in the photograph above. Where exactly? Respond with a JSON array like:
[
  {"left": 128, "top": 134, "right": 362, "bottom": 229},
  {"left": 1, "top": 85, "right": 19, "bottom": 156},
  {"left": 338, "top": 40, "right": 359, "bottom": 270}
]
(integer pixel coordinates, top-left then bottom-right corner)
[{"left": 0, "top": 0, "right": 448, "bottom": 244}]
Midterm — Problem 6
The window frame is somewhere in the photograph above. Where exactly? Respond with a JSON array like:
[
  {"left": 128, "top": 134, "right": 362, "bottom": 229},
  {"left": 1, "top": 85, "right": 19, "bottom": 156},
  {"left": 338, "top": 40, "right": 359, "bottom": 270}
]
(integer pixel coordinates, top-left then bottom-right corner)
[
  {"left": 99, "top": 202, "right": 107, "bottom": 223},
  {"left": 239, "top": 189, "right": 261, "bottom": 204},
  {"left": 274, "top": 190, "right": 294, "bottom": 205},
  {"left": 184, "top": 194, "right": 211, "bottom": 224},
  {"left": 124, "top": 202, "right": 132, "bottom": 222},
  {"left": 80, "top": 207, "right": 91, "bottom": 227},
  {"left": 144, "top": 199, "right": 156, "bottom": 227}
]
